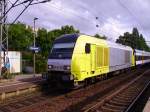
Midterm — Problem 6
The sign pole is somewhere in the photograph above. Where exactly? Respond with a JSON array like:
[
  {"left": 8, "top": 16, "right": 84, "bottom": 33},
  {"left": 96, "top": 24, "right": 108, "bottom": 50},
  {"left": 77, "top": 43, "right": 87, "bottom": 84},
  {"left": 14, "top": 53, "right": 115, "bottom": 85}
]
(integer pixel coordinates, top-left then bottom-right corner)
[{"left": 33, "top": 17, "right": 38, "bottom": 77}]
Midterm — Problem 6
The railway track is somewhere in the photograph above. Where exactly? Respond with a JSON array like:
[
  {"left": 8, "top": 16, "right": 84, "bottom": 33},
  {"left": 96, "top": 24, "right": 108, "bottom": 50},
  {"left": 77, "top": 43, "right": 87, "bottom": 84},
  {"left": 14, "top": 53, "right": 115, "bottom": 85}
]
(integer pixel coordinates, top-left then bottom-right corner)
[
  {"left": 0, "top": 94, "right": 45, "bottom": 112},
  {"left": 84, "top": 69, "right": 150, "bottom": 112},
  {"left": 0, "top": 84, "right": 68, "bottom": 112},
  {"left": 0, "top": 68, "right": 148, "bottom": 112}
]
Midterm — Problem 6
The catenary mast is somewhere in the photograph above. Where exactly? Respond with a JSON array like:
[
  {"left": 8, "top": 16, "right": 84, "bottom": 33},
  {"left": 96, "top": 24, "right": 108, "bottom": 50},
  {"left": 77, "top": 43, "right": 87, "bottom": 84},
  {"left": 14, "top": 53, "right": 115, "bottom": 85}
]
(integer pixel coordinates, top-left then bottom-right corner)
[{"left": 0, "top": 0, "right": 8, "bottom": 76}]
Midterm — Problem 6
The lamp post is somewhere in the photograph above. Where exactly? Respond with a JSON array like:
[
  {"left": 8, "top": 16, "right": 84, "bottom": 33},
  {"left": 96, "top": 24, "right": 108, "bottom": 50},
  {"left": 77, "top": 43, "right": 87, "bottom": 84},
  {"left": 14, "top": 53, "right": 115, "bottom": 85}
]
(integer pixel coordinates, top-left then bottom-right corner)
[{"left": 33, "top": 17, "right": 38, "bottom": 77}]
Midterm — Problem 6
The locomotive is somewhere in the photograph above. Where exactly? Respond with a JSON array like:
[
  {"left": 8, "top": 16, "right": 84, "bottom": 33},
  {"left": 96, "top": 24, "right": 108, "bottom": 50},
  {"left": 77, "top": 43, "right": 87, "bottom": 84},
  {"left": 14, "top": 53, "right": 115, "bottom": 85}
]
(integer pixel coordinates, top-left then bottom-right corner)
[{"left": 47, "top": 34, "right": 150, "bottom": 87}]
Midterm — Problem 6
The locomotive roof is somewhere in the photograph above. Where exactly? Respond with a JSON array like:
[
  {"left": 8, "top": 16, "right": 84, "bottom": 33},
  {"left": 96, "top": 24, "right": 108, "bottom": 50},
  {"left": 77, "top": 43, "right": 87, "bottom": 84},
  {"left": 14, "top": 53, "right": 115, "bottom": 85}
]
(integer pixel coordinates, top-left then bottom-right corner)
[
  {"left": 54, "top": 34, "right": 79, "bottom": 43},
  {"left": 107, "top": 41, "right": 132, "bottom": 51},
  {"left": 55, "top": 33, "right": 132, "bottom": 51}
]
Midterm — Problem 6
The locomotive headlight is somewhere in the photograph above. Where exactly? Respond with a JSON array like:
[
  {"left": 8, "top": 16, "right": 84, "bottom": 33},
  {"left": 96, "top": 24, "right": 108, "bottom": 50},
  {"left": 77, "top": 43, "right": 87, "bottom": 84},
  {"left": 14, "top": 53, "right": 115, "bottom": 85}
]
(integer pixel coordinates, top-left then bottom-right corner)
[
  {"left": 66, "top": 66, "right": 70, "bottom": 70},
  {"left": 48, "top": 65, "right": 53, "bottom": 69},
  {"left": 64, "top": 65, "right": 71, "bottom": 70}
]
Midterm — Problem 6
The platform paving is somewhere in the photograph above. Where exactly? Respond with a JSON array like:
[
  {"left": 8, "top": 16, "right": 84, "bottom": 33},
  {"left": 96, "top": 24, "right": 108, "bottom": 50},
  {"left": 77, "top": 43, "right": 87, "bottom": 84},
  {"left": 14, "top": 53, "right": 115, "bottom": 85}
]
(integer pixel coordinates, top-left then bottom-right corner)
[
  {"left": 0, "top": 74, "right": 45, "bottom": 100},
  {"left": 143, "top": 98, "right": 150, "bottom": 112},
  {"left": 0, "top": 74, "right": 42, "bottom": 86}
]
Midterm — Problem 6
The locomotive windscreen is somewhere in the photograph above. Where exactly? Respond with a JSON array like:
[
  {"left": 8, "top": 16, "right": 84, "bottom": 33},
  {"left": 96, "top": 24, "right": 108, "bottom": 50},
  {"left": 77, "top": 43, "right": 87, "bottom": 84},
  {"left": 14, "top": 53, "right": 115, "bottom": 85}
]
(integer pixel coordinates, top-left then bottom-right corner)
[{"left": 48, "top": 34, "right": 79, "bottom": 59}]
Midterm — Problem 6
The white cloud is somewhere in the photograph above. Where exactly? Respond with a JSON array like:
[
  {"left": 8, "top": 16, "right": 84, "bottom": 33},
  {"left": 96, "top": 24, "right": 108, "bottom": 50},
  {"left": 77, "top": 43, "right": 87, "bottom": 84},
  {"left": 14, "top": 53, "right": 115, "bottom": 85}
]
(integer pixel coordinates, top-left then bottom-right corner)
[
  {"left": 99, "top": 18, "right": 131, "bottom": 41},
  {"left": 8, "top": 0, "right": 150, "bottom": 41}
]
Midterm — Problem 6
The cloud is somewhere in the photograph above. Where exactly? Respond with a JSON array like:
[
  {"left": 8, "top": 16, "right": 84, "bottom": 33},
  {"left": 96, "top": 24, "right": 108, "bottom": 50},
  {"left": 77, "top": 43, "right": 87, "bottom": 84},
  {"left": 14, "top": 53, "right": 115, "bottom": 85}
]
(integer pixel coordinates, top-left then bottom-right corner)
[
  {"left": 98, "top": 18, "right": 131, "bottom": 41},
  {"left": 8, "top": 0, "right": 150, "bottom": 41}
]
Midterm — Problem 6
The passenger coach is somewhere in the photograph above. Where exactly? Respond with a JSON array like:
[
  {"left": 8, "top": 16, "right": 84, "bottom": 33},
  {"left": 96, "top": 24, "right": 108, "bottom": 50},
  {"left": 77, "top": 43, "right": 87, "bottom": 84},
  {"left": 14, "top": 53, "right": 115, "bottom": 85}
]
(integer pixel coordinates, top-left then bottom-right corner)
[{"left": 135, "top": 49, "right": 150, "bottom": 65}]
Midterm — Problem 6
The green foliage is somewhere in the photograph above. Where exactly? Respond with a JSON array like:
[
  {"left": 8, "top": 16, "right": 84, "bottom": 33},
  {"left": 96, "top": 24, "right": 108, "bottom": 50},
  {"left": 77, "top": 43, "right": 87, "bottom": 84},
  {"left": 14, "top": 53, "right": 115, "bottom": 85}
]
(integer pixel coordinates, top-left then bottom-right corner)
[
  {"left": 35, "top": 54, "right": 47, "bottom": 73},
  {"left": 8, "top": 22, "right": 34, "bottom": 51},
  {"left": 36, "top": 28, "right": 48, "bottom": 57},
  {"left": 116, "top": 27, "right": 150, "bottom": 51},
  {"left": 2, "top": 72, "right": 15, "bottom": 79},
  {"left": 36, "top": 25, "right": 80, "bottom": 58},
  {"left": 94, "top": 34, "right": 107, "bottom": 40},
  {"left": 60, "top": 25, "right": 80, "bottom": 34},
  {"left": 8, "top": 23, "right": 80, "bottom": 73}
]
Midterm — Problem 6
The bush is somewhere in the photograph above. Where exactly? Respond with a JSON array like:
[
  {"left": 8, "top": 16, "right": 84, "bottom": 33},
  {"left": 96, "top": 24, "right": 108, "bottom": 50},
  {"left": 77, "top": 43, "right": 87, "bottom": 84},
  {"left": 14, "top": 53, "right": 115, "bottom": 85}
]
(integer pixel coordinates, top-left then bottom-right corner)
[
  {"left": 35, "top": 54, "right": 47, "bottom": 73},
  {"left": 35, "top": 59, "right": 47, "bottom": 73},
  {"left": 2, "top": 72, "right": 15, "bottom": 79}
]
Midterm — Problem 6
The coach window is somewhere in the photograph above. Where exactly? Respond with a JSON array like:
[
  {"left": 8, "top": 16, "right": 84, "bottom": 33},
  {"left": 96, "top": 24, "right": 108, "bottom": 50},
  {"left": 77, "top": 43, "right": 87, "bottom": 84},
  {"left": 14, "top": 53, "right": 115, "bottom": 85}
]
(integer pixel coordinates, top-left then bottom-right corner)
[{"left": 85, "top": 43, "right": 91, "bottom": 54}]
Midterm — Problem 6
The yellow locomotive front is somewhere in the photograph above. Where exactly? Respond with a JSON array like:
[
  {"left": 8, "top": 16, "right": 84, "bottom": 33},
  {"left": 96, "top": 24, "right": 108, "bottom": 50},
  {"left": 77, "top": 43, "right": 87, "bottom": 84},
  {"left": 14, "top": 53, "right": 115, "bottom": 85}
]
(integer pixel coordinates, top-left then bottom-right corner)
[
  {"left": 47, "top": 34, "right": 109, "bottom": 87},
  {"left": 47, "top": 34, "right": 79, "bottom": 87}
]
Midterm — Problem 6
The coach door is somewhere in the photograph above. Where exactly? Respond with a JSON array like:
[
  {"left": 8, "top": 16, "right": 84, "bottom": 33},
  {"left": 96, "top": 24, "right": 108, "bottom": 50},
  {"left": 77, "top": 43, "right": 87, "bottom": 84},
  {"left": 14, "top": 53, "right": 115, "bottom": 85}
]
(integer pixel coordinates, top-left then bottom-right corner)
[{"left": 90, "top": 44, "right": 96, "bottom": 73}]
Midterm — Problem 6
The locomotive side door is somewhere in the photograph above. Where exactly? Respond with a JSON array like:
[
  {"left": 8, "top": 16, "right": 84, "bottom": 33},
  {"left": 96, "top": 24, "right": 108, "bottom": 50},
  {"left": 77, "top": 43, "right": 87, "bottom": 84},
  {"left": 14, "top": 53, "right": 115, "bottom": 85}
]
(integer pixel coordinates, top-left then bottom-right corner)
[
  {"left": 90, "top": 44, "right": 96, "bottom": 73},
  {"left": 85, "top": 43, "right": 96, "bottom": 75}
]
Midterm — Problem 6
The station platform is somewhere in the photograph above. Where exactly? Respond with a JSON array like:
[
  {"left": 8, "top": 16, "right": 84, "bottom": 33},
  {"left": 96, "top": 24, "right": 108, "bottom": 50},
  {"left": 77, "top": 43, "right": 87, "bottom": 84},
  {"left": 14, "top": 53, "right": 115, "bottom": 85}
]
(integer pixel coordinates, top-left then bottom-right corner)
[
  {"left": 0, "top": 74, "right": 44, "bottom": 89},
  {"left": 143, "top": 98, "right": 150, "bottom": 112},
  {"left": 0, "top": 74, "right": 45, "bottom": 100},
  {"left": 0, "top": 74, "right": 42, "bottom": 85}
]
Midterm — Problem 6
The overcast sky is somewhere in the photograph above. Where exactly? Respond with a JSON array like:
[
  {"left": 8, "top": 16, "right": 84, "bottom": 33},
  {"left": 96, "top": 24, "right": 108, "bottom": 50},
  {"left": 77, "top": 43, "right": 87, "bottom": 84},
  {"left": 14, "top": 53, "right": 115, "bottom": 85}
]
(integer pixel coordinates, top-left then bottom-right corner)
[{"left": 8, "top": 0, "right": 150, "bottom": 43}]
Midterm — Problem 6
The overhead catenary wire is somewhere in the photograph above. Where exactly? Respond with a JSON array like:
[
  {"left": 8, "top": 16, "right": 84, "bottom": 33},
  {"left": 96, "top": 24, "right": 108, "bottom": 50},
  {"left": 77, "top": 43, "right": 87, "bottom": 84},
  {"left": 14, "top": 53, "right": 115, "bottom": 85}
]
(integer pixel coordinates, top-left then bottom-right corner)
[
  {"left": 69, "top": 0, "right": 123, "bottom": 36},
  {"left": 8, "top": 0, "right": 149, "bottom": 40},
  {"left": 49, "top": 4, "right": 96, "bottom": 25},
  {"left": 116, "top": 0, "right": 145, "bottom": 32},
  {"left": 7, "top": 0, "right": 13, "bottom": 5},
  {"left": 116, "top": 0, "right": 150, "bottom": 41},
  {"left": 0, "top": 0, "right": 19, "bottom": 21},
  {"left": 3, "top": 0, "right": 50, "bottom": 24},
  {"left": 6, "top": 0, "right": 124, "bottom": 37},
  {"left": 12, "top": 0, "right": 34, "bottom": 24},
  {"left": 86, "top": 0, "right": 149, "bottom": 39},
  {"left": 90, "top": 10, "right": 123, "bottom": 36},
  {"left": 49, "top": 2, "right": 123, "bottom": 38}
]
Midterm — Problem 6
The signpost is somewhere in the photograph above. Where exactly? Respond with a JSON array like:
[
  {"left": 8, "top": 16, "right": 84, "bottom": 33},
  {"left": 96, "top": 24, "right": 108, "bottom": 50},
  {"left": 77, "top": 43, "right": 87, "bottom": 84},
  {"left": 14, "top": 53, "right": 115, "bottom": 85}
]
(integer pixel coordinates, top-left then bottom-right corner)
[
  {"left": 29, "top": 45, "right": 40, "bottom": 77},
  {"left": 29, "top": 46, "right": 40, "bottom": 53}
]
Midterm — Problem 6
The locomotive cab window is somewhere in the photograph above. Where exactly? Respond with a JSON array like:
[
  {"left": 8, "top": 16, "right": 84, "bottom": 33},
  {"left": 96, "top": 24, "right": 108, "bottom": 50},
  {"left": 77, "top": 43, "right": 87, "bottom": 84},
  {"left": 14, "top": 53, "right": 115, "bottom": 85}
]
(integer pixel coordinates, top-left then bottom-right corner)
[
  {"left": 49, "top": 43, "right": 75, "bottom": 59},
  {"left": 85, "top": 43, "right": 91, "bottom": 54},
  {"left": 48, "top": 34, "right": 79, "bottom": 59}
]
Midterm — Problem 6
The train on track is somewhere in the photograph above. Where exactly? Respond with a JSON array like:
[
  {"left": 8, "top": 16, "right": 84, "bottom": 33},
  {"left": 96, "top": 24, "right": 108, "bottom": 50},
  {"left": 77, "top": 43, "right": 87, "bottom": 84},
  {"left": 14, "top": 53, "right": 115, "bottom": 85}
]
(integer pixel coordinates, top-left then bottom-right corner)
[{"left": 46, "top": 34, "right": 150, "bottom": 87}]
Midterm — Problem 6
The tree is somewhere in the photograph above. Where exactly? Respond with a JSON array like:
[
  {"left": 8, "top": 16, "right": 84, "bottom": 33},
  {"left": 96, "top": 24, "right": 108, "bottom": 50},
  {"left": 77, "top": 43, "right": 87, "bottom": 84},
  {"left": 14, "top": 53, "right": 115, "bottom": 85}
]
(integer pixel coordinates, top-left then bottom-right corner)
[
  {"left": 139, "top": 34, "right": 149, "bottom": 51},
  {"left": 116, "top": 32, "right": 133, "bottom": 47},
  {"left": 116, "top": 27, "right": 150, "bottom": 51},
  {"left": 94, "top": 34, "right": 107, "bottom": 40},
  {"left": 61, "top": 25, "right": 80, "bottom": 34},
  {"left": 8, "top": 22, "right": 33, "bottom": 51},
  {"left": 36, "top": 25, "right": 80, "bottom": 58},
  {"left": 8, "top": 23, "right": 81, "bottom": 73},
  {"left": 36, "top": 28, "right": 48, "bottom": 57}
]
